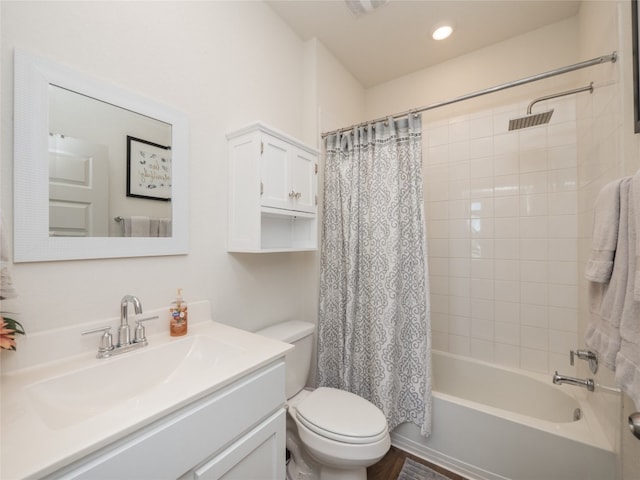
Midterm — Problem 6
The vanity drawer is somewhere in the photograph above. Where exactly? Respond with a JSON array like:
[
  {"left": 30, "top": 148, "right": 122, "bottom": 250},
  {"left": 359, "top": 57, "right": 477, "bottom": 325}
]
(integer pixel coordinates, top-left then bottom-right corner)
[{"left": 50, "top": 361, "right": 285, "bottom": 479}]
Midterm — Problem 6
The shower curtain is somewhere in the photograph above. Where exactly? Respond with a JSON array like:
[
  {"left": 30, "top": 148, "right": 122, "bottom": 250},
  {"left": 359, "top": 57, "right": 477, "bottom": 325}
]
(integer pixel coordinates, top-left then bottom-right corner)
[{"left": 317, "top": 115, "right": 432, "bottom": 436}]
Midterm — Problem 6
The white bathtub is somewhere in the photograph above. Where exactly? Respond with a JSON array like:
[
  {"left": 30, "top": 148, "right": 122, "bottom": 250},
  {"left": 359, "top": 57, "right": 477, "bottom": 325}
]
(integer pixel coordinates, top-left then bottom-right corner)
[{"left": 391, "top": 351, "right": 616, "bottom": 480}]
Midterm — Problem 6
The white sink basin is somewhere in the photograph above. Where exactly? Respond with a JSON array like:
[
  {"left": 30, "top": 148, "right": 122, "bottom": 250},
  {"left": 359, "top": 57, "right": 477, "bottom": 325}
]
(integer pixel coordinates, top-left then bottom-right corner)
[{"left": 26, "top": 335, "right": 246, "bottom": 430}]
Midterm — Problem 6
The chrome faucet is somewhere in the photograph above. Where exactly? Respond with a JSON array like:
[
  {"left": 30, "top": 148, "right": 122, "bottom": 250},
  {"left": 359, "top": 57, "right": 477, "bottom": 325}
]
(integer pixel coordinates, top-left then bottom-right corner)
[
  {"left": 553, "top": 371, "right": 595, "bottom": 392},
  {"left": 81, "top": 295, "right": 158, "bottom": 359},
  {"left": 119, "top": 295, "right": 142, "bottom": 347}
]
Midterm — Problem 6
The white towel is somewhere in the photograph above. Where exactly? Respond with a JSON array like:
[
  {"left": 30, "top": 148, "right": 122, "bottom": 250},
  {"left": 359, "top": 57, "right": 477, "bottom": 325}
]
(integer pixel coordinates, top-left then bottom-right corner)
[
  {"left": 585, "top": 178, "right": 624, "bottom": 283},
  {"left": 158, "top": 218, "right": 172, "bottom": 237},
  {"left": 123, "top": 216, "right": 151, "bottom": 237},
  {"left": 149, "top": 218, "right": 159, "bottom": 238},
  {"left": 615, "top": 175, "right": 640, "bottom": 410},
  {"left": 585, "top": 177, "right": 632, "bottom": 370}
]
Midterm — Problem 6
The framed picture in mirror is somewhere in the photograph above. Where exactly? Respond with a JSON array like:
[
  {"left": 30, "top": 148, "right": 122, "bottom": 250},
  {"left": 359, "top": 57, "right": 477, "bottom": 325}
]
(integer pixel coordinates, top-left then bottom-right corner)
[{"left": 126, "top": 136, "right": 172, "bottom": 201}]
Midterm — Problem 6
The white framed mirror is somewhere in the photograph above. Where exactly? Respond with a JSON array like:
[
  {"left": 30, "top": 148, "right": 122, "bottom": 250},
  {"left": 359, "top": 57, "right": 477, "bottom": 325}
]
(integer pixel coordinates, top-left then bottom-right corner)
[{"left": 13, "top": 49, "right": 189, "bottom": 262}]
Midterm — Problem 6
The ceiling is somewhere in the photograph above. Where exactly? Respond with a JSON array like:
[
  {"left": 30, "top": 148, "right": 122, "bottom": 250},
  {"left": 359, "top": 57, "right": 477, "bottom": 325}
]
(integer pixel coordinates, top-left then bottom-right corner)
[{"left": 266, "top": 0, "right": 582, "bottom": 88}]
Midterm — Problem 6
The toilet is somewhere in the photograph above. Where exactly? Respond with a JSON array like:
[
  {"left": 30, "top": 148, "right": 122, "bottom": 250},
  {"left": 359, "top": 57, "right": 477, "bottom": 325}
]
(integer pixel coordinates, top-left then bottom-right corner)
[{"left": 257, "top": 321, "right": 390, "bottom": 480}]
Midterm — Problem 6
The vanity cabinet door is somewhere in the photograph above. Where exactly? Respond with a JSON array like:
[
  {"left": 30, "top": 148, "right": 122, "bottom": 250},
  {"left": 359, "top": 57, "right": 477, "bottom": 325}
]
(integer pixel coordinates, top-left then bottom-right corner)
[{"left": 193, "top": 409, "right": 285, "bottom": 480}]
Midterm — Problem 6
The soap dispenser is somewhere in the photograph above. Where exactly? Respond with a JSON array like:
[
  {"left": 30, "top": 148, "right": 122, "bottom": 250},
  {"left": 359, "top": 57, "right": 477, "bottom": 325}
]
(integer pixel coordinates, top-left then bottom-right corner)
[{"left": 170, "top": 288, "right": 188, "bottom": 336}]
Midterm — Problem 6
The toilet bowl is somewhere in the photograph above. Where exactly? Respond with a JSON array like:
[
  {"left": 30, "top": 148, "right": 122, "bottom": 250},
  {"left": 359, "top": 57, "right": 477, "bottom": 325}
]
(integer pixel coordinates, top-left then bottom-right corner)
[
  {"left": 256, "top": 321, "right": 391, "bottom": 480},
  {"left": 289, "top": 388, "right": 390, "bottom": 479}
]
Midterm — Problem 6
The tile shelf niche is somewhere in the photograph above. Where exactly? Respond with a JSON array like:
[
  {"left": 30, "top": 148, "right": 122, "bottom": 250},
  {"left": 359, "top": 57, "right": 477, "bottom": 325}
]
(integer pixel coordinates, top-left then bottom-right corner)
[{"left": 227, "top": 122, "right": 319, "bottom": 253}]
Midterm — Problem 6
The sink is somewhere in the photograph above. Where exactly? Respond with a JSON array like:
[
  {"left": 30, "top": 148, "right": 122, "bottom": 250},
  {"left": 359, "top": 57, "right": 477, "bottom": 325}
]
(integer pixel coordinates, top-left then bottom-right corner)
[{"left": 26, "top": 335, "right": 246, "bottom": 430}]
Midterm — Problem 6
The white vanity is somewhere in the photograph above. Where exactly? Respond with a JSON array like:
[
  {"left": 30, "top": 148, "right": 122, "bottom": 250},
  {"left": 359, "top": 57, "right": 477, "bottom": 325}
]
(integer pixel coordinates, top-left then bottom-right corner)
[{"left": 0, "top": 303, "right": 291, "bottom": 479}]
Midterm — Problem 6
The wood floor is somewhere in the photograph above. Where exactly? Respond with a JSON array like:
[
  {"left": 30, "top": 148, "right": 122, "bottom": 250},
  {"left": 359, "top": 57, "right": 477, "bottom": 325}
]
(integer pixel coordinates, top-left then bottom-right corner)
[{"left": 367, "top": 446, "right": 468, "bottom": 480}]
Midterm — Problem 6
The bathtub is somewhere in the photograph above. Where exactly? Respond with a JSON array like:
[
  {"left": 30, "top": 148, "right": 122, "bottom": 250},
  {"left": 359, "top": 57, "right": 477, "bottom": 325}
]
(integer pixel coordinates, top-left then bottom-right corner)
[{"left": 391, "top": 351, "right": 616, "bottom": 480}]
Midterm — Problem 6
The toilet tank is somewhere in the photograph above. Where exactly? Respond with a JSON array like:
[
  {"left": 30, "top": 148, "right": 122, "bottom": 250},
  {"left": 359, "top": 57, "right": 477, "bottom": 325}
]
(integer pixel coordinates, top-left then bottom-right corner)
[{"left": 256, "top": 321, "right": 315, "bottom": 399}]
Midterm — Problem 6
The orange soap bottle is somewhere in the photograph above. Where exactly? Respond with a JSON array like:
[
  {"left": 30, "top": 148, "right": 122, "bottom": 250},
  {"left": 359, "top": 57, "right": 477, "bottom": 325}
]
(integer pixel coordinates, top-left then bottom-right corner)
[{"left": 170, "top": 288, "right": 188, "bottom": 336}]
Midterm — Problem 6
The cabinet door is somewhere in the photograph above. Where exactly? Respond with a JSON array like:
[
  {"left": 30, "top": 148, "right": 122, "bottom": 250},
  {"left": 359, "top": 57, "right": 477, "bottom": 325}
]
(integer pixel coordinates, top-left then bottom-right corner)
[
  {"left": 290, "top": 148, "right": 316, "bottom": 214},
  {"left": 261, "top": 135, "right": 291, "bottom": 211},
  {"left": 194, "top": 409, "right": 286, "bottom": 480}
]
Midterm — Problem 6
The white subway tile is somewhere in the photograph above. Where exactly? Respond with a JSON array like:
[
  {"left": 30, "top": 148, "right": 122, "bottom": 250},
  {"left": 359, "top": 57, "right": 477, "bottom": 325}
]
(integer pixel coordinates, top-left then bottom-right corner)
[
  {"left": 494, "top": 301, "right": 520, "bottom": 323},
  {"left": 548, "top": 215, "right": 577, "bottom": 238},
  {"left": 520, "top": 194, "right": 548, "bottom": 216},
  {"left": 448, "top": 199, "right": 470, "bottom": 219},
  {"left": 549, "top": 306, "right": 578, "bottom": 332},
  {"left": 495, "top": 218, "right": 519, "bottom": 238},
  {"left": 494, "top": 153, "right": 520, "bottom": 176},
  {"left": 520, "top": 238, "right": 548, "bottom": 260},
  {"left": 548, "top": 191, "right": 577, "bottom": 215},
  {"left": 494, "top": 175, "right": 520, "bottom": 196},
  {"left": 520, "top": 304, "right": 549, "bottom": 328},
  {"left": 494, "top": 259, "right": 520, "bottom": 281},
  {"left": 471, "top": 339, "right": 494, "bottom": 362},
  {"left": 430, "top": 293, "right": 449, "bottom": 314},
  {"left": 449, "top": 276, "right": 470, "bottom": 297},
  {"left": 449, "top": 315, "right": 471, "bottom": 336},
  {"left": 520, "top": 171, "right": 548, "bottom": 195},
  {"left": 450, "top": 140, "right": 471, "bottom": 163},
  {"left": 549, "top": 284, "right": 577, "bottom": 309},
  {"left": 520, "top": 260, "right": 547, "bottom": 283},
  {"left": 520, "top": 148, "right": 548, "bottom": 173},
  {"left": 471, "top": 298, "right": 494, "bottom": 321},
  {"left": 449, "top": 238, "right": 471, "bottom": 258},
  {"left": 520, "top": 281, "right": 549, "bottom": 306},
  {"left": 494, "top": 280, "right": 520, "bottom": 302},
  {"left": 432, "top": 331, "right": 449, "bottom": 351},
  {"left": 521, "top": 326, "right": 549, "bottom": 351},
  {"left": 495, "top": 321, "right": 520, "bottom": 345},
  {"left": 471, "top": 278, "right": 494, "bottom": 300},
  {"left": 495, "top": 238, "right": 519, "bottom": 259},
  {"left": 449, "top": 335, "right": 471, "bottom": 356},
  {"left": 519, "top": 216, "right": 548, "bottom": 238},
  {"left": 449, "top": 258, "right": 471, "bottom": 277}
]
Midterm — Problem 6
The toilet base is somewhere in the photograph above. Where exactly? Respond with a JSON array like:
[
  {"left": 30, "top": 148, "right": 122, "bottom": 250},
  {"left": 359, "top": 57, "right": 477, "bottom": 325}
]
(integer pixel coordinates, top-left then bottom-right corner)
[{"left": 319, "top": 466, "right": 366, "bottom": 480}]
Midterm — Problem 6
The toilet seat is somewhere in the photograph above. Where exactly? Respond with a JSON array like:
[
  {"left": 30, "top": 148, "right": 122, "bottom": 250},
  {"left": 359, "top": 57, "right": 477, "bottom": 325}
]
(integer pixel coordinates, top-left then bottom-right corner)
[{"left": 295, "top": 387, "right": 389, "bottom": 445}]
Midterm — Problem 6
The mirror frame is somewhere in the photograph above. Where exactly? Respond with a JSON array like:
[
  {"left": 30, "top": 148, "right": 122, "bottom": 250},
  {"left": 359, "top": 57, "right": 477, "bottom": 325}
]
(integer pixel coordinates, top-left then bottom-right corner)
[{"left": 13, "top": 49, "right": 189, "bottom": 262}]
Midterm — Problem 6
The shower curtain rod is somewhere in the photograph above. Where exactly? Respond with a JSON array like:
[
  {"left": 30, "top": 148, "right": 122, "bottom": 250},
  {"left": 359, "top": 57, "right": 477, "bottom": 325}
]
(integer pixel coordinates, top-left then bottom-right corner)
[{"left": 321, "top": 51, "right": 617, "bottom": 138}]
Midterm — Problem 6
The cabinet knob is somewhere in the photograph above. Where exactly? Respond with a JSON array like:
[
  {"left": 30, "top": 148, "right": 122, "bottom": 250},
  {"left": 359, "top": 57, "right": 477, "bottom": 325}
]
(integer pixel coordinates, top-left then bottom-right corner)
[{"left": 289, "top": 190, "right": 297, "bottom": 199}]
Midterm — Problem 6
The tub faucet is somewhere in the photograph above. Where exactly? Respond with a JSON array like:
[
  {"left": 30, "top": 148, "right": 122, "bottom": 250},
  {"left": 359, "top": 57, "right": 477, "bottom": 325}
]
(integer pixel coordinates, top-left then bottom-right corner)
[
  {"left": 118, "top": 295, "right": 142, "bottom": 347},
  {"left": 553, "top": 371, "right": 594, "bottom": 392}
]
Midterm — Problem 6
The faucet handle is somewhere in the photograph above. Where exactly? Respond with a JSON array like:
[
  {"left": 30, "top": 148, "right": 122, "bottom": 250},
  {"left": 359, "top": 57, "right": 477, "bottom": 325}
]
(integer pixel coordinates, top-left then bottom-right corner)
[
  {"left": 81, "top": 326, "right": 114, "bottom": 357},
  {"left": 133, "top": 315, "right": 160, "bottom": 344},
  {"left": 570, "top": 349, "right": 598, "bottom": 373}
]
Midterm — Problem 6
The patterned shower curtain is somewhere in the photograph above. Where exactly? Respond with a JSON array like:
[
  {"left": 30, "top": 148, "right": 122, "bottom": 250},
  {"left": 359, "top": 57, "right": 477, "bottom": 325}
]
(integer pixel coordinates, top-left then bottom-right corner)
[{"left": 317, "top": 114, "right": 432, "bottom": 436}]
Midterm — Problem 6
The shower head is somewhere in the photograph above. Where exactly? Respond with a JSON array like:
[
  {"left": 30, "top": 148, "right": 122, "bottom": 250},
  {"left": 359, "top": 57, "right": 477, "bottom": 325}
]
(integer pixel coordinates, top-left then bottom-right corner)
[
  {"left": 508, "top": 82, "right": 594, "bottom": 132},
  {"left": 508, "top": 109, "right": 554, "bottom": 131}
]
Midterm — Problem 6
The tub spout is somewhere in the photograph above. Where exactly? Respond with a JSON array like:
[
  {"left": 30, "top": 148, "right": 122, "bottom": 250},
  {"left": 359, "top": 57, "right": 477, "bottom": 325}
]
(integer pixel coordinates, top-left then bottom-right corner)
[{"left": 553, "top": 371, "right": 594, "bottom": 392}]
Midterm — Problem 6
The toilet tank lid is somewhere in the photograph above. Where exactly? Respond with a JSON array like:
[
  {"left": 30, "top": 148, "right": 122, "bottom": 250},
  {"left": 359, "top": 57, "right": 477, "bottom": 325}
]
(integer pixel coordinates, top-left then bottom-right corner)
[{"left": 256, "top": 321, "right": 315, "bottom": 343}]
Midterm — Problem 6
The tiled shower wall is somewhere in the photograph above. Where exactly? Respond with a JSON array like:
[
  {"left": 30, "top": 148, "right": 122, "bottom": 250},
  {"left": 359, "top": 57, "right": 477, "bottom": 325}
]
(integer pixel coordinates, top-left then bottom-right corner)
[{"left": 426, "top": 96, "right": 579, "bottom": 375}]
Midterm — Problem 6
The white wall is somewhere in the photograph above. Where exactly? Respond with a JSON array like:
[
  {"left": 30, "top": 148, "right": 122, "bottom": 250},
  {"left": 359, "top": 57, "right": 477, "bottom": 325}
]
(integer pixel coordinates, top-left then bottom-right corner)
[
  {"left": 0, "top": 1, "right": 319, "bottom": 341},
  {"left": 577, "top": 1, "right": 640, "bottom": 478}
]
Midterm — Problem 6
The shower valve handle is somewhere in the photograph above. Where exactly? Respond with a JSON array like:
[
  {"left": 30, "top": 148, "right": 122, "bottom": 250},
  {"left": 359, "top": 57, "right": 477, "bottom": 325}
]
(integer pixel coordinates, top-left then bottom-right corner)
[{"left": 570, "top": 349, "right": 598, "bottom": 374}]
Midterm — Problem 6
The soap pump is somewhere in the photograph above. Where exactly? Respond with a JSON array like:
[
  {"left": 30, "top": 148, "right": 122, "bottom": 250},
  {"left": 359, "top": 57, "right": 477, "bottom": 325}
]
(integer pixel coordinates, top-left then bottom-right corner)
[{"left": 170, "top": 288, "right": 188, "bottom": 336}]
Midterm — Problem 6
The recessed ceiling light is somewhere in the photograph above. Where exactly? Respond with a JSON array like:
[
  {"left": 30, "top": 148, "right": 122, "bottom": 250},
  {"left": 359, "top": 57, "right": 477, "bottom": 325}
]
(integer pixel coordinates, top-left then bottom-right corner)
[{"left": 432, "top": 25, "right": 453, "bottom": 41}]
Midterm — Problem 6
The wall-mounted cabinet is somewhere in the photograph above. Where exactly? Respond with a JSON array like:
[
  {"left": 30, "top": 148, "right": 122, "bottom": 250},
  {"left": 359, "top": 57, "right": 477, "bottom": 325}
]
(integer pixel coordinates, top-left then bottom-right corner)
[{"left": 227, "top": 122, "right": 319, "bottom": 253}]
